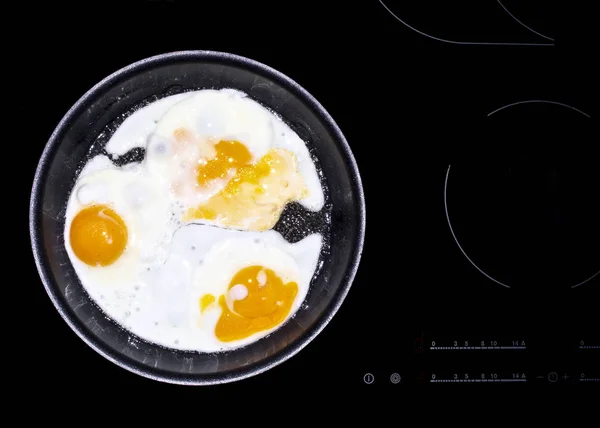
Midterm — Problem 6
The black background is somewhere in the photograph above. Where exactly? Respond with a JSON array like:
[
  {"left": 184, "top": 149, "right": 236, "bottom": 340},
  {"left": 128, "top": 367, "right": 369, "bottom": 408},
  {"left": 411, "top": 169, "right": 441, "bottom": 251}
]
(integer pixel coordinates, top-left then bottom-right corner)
[{"left": 15, "top": 0, "right": 597, "bottom": 396}]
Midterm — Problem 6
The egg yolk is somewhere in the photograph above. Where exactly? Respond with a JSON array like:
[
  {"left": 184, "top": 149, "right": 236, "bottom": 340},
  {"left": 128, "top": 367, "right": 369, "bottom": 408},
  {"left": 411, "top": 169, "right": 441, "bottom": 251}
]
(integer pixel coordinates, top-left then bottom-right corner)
[
  {"left": 195, "top": 140, "right": 252, "bottom": 186},
  {"left": 200, "top": 294, "right": 215, "bottom": 312},
  {"left": 69, "top": 204, "right": 128, "bottom": 267},
  {"left": 186, "top": 145, "right": 308, "bottom": 231},
  {"left": 209, "top": 266, "right": 298, "bottom": 342}
]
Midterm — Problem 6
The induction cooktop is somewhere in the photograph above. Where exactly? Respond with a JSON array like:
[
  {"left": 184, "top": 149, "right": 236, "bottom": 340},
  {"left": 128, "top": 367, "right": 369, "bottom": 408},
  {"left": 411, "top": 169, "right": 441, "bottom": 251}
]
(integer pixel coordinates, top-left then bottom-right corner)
[
  {"left": 382, "top": 99, "right": 599, "bottom": 387},
  {"left": 359, "top": 1, "right": 598, "bottom": 388},
  {"left": 20, "top": 0, "right": 597, "bottom": 393}
]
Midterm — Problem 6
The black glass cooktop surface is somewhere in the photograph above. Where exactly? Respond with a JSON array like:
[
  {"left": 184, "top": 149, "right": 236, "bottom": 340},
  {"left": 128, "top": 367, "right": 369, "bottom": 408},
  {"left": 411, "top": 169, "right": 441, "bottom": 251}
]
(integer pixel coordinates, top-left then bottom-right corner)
[{"left": 18, "top": 0, "right": 597, "bottom": 394}]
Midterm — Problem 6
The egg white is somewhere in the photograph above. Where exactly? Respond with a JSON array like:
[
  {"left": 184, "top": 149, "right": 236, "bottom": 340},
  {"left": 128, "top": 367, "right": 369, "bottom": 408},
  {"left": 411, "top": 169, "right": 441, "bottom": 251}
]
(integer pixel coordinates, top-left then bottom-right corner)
[
  {"left": 65, "top": 167, "right": 323, "bottom": 350},
  {"left": 64, "top": 162, "right": 177, "bottom": 323},
  {"left": 142, "top": 89, "right": 273, "bottom": 209},
  {"left": 104, "top": 92, "right": 192, "bottom": 155},
  {"left": 64, "top": 87, "right": 326, "bottom": 350},
  {"left": 123, "top": 225, "right": 322, "bottom": 352},
  {"left": 140, "top": 88, "right": 324, "bottom": 212},
  {"left": 154, "top": 88, "right": 274, "bottom": 159},
  {"left": 187, "top": 228, "right": 322, "bottom": 351}
]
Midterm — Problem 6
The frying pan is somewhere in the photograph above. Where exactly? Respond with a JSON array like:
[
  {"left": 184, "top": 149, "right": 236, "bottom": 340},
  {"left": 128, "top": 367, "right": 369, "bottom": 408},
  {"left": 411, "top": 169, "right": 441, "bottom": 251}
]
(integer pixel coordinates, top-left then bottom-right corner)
[{"left": 29, "top": 50, "right": 365, "bottom": 385}]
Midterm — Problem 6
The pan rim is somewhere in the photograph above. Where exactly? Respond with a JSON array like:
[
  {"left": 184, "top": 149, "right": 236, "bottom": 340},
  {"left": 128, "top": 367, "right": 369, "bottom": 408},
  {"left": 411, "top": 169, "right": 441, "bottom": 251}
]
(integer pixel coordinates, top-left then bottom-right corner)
[{"left": 29, "top": 50, "right": 366, "bottom": 385}]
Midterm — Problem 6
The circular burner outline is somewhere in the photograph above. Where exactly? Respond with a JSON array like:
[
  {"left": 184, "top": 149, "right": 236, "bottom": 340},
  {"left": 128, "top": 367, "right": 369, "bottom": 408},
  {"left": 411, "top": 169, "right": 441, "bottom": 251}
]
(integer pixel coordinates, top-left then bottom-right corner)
[
  {"left": 444, "top": 164, "right": 509, "bottom": 288},
  {"left": 444, "top": 165, "right": 600, "bottom": 289},
  {"left": 496, "top": 1, "right": 554, "bottom": 42},
  {"left": 445, "top": 100, "right": 597, "bottom": 289},
  {"left": 487, "top": 100, "right": 590, "bottom": 118},
  {"left": 378, "top": 0, "right": 555, "bottom": 46}
]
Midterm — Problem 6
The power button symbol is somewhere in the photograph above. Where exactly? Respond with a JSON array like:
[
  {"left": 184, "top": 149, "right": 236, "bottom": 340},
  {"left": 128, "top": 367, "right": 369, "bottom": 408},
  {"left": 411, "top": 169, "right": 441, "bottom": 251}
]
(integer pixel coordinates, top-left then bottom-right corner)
[{"left": 364, "top": 373, "right": 375, "bottom": 384}]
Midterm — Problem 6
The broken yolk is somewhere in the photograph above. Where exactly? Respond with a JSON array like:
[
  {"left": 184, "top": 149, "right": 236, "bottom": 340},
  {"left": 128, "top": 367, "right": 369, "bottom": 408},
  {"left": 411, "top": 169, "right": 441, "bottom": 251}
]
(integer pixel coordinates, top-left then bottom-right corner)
[
  {"left": 195, "top": 140, "right": 252, "bottom": 186},
  {"left": 69, "top": 204, "right": 128, "bottom": 267},
  {"left": 210, "top": 266, "right": 298, "bottom": 342},
  {"left": 186, "top": 144, "right": 308, "bottom": 231},
  {"left": 200, "top": 294, "right": 215, "bottom": 312}
]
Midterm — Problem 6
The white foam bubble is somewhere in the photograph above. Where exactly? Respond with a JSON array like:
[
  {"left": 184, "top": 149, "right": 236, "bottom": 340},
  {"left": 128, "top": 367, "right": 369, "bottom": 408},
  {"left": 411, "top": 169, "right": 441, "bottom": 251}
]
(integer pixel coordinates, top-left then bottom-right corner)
[
  {"left": 229, "top": 284, "right": 249, "bottom": 301},
  {"left": 257, "top": 269, "right": 267, "bottom": 287},
  {"left": 76, "top": 183, "right": 108, "bottom": 205}
]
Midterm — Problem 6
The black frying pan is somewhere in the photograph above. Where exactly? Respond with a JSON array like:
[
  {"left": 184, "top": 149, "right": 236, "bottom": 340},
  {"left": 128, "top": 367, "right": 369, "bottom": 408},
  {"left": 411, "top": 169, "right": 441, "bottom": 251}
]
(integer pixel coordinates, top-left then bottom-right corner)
[{"left": 29, "top": 51, "right": 365, "bottom": 385}]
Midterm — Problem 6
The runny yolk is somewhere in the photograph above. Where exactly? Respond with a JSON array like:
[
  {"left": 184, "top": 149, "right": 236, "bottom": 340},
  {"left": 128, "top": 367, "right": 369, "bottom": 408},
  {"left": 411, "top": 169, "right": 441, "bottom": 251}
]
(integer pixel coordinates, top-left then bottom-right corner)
[
  {"left": 195, "top": 140, "right": 252, "bottom": 186},
  {"left": 69, "top": 204, "right": 128, "bottom": 267},
  {"left": 208, "top": 266, "right": 298, "bottom": 342},
  {"left": 200, "top": 294, "right": 215, "bottom": 312},
  {"left": 186, "top": 146, "right": 308, "bottom": 231}
]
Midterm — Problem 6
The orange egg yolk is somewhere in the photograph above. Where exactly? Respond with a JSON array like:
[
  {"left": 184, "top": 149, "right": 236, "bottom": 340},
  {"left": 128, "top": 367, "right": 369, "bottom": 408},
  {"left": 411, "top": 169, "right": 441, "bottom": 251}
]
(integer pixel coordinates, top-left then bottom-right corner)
[
  {"left": 195, "top": 140, "right": 252, "bottom": 186},
  {"left": 69, "top": 204, "right": 128, "bottom": 267},
  {"left": 207, "top": 265, "right": 298, "bottom": 342},
  {"left": 186, "top": 142, "right": 308, "bottom": 231}
]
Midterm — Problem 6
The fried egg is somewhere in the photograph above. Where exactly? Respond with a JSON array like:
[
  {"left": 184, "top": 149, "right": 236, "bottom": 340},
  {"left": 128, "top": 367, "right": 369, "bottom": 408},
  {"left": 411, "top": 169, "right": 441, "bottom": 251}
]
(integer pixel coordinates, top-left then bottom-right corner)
[
  {"left": 144, "top": 89, "right": 324, "bottom": 230},
  {"left": 188, "top": 228, "right": 322, "bottom": 350},
  {"left": 64, "top": 161, "right": 175, "bottom": 289},
  {"left": 70, "top": 223, "right": 322, "bottom": 351},
  {"left": 63, "top": 88, "right": 326, "bottom": 351}
]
